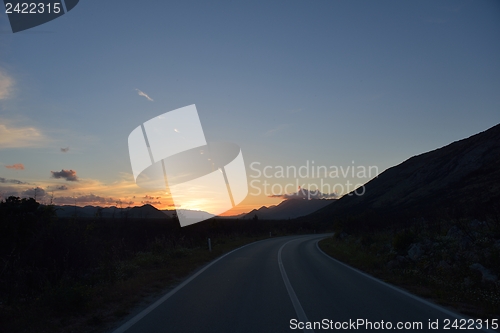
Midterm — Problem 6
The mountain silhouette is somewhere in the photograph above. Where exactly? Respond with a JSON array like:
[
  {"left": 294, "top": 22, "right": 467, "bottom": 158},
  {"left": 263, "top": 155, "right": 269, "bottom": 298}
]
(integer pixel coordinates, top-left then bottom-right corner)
[
  {"left": 54, "top": 203, "right": 169, "bottom": 219},
  {"left": 312, "top": 123, "right": 500, "bottom": 220},
  {"left": 244, "top": 198, "right": 334, "bottom": 220}
]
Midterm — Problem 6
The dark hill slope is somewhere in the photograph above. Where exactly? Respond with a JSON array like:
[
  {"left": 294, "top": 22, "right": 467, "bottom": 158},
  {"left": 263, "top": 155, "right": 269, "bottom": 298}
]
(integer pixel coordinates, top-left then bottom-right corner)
[{"left": 313, "top": 123, "right": 500, "bottom": 221}]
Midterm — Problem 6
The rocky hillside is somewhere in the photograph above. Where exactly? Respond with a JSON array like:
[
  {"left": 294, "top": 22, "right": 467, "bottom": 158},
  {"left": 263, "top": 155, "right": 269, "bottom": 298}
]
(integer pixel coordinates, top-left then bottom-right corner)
[{"left": 314, "top": 123, "right": 500, "bottom": 220}]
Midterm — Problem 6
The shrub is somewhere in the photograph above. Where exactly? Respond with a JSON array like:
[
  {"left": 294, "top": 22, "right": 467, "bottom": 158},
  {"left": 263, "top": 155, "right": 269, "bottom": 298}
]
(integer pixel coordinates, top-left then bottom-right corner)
[{"left": 392, "top": 230, "right": 416, "bottom": 255}]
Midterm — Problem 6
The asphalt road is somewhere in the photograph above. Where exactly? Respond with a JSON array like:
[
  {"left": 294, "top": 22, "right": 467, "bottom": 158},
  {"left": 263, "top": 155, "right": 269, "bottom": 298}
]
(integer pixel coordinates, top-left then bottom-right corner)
[{"left": 110, "top": 234, "right": 497, "bottom": 333}]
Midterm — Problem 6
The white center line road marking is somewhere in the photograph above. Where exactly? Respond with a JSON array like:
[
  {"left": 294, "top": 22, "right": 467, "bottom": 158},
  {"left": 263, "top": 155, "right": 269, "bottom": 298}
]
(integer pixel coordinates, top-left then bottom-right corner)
[{"left": 278, "top": 239, "right": 315, "bottom": 333}]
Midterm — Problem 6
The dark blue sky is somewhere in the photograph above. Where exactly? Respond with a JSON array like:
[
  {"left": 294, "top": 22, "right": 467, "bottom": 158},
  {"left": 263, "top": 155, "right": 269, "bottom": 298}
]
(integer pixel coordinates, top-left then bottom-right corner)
[{"left": 1, "top": 0, "right": 499, "bottom": 212}]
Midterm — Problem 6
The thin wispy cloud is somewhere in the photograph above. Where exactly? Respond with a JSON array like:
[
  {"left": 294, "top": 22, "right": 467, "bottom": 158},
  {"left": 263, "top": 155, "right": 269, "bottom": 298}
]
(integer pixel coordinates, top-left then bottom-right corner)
[
  {"left": 52, "top": 194, "right": 116, "bottom": 205},
  {"left": 141, "top": 194, "right": 163, "bottom": 205},
  {"left": 135, "top": 89, "right": 154, "bottom": 102},
  {"left": 0, "top": 69, "right": 14, "bottom": 100},
  {"left": 5, "top": 163, "right": 24, "bottom": 170},
  {"left": 0, "top": 177, "right": 27, "bottom": 184},
  {"left": 47, "top": 184, "right": 69, "bottom": 191},
  {"left": 265, "top": 124, "right": 289, "bottom": 137},
  {"left": 144, "top": 194, "right": 161, "bottom": 200},
  {"left": 61, "top": 147, "right": 69, "bottom": 153},
  {"left": 0, "top": 120, "right": 49, "bottom": 149}
]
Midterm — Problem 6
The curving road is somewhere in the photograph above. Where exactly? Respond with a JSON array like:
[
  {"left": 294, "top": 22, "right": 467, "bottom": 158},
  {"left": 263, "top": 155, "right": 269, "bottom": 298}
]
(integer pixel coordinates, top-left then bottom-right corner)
[{"left": 110, "top": 235, "right": 497, "bottom": 333}]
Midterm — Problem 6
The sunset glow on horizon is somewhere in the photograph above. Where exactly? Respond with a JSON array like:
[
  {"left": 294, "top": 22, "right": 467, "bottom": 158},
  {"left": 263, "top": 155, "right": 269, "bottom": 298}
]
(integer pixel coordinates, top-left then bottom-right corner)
[{"left": 1, "top": 1, "right": 499, "bottom": 219}]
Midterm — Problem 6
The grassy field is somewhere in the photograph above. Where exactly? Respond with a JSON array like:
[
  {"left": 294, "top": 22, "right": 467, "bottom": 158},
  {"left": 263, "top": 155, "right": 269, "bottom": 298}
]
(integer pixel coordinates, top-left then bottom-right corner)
[{"left": 1, "top": 234, "right": 273, "bottom": 333}]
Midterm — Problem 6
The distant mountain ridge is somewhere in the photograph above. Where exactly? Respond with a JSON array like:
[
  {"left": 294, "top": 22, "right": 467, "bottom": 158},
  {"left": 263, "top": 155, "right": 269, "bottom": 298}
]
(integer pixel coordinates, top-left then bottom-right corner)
[
  {"left": 54, "top": 204, "right": 169, "bottom": 219},
  {"left": 243, "top": 198, "right": 334, "bottom": 220},
  {"left": 54, "top": 205, "right": 235, "bottom": 220},
  {"left": 53, "top": 199, "right": 334, "bottom": 221},
  {"left": 312, "top": 123, "right": 500, "bottom": 219}
]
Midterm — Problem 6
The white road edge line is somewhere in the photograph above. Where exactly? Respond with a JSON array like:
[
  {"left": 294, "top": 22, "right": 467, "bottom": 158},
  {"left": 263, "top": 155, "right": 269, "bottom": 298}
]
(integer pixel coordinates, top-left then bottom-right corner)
[
  {"left": 278, "top": 239, "right": 315, "bottom": 333},
  {"left": 315, "top": 238, "right": 498, "bottom": 333},
  {"left": 110, "top": 238, "right": 268, "bottom": 333}
]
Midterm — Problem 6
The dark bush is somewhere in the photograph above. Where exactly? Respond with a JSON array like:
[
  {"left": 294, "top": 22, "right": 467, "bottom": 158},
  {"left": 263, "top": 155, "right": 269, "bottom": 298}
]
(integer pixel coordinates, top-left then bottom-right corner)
[{"left": 392, "top": 230, "right": 416, "bottom": 255}]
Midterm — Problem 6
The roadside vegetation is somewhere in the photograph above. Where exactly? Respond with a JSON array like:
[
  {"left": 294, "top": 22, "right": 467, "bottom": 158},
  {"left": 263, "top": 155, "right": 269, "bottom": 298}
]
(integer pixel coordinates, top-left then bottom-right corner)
[
  {"left": 319, "top": 205, "right": 500, "bottom": 319},
  {"left": 0, "top": 196, "right": 330, "bottom": 333}
]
